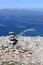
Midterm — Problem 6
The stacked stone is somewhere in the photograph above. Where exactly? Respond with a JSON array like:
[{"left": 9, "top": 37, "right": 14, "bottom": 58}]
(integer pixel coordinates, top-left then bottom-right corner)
[
  {"left": 9, "top": 32, "right": 15, "bottom": 41},
  {"left": 9, "top": 32, "right": 18, "bottom": 45}
]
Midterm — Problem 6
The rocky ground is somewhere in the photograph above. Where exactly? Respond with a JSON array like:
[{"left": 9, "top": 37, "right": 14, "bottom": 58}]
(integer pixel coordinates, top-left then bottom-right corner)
[{"left": 0, "top": 36, "right": 43, "bottom": 65}]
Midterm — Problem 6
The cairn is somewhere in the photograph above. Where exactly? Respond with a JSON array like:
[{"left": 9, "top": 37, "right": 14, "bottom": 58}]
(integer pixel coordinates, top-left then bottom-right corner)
[{"left": 9, "top": 32, "right": 18, "bottom": 45}]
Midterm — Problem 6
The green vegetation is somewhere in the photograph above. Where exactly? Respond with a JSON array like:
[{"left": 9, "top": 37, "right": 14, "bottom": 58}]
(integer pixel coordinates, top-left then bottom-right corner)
[{"left": 2, "top": 62, "right": 22, "bottom": 65}]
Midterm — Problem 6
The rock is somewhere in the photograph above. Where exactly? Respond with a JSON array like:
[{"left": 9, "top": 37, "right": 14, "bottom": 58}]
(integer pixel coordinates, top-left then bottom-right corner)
[
  {"left": 18, "top": 49, "right": 25, "bottom": 53},
  {"left": 15, "top": 50, "right": 19, "bottom": 55},
  {"left": 0, "top": 36, "right": 43, "bottom": 65},
  {"left": 9, "top": 61, "right": 14, "bottom": 64}
]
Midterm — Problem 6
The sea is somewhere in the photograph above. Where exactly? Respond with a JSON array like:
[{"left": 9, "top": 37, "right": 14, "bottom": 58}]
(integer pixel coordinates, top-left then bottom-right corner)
[{"left": 0, "top": 9, "right": 43, "bottom": 36}]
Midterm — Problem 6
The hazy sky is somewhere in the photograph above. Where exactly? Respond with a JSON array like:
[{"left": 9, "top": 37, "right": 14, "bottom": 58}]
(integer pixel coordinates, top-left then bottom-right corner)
[{"left": 0, "top": 0, "right": 43, "bottom": 9}]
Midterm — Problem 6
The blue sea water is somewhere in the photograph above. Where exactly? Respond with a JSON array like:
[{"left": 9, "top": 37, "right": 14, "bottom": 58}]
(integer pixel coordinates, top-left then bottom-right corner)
[{"left": 0, "top": 10, "right": 43, "bottom": 36}]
